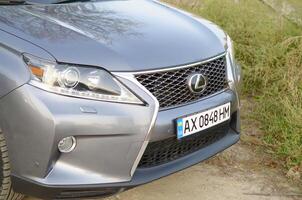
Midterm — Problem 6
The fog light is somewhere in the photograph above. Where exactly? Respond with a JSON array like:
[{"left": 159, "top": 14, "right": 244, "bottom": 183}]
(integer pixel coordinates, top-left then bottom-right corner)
[{"left": 58, "top": 136, "right": 76, "bottom": 153}]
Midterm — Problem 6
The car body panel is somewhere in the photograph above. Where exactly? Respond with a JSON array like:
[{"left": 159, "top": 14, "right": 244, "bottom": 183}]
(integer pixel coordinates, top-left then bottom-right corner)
[
  {"left": 0, "top": 29, "right": 56, "bottom": 98},
  {"left": 0, "top": 0, "right": 225, "bottom": 71},
  {"left": 0, "top": 83, "right": 157, "bottom": 183}
]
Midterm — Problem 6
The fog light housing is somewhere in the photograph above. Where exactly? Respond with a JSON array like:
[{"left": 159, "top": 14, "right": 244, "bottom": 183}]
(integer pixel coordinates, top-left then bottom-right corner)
[{"left": 58, "top": 136, "right": 77, "bottom": 153}]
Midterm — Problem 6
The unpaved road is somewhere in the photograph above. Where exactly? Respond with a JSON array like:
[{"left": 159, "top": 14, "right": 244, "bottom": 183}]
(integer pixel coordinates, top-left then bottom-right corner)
[
  {"left": 26, "top": 100, "right": 302, "bottom": 200},
  {"left": 104, "top": 145, "right": 302, "bottom": 200}
]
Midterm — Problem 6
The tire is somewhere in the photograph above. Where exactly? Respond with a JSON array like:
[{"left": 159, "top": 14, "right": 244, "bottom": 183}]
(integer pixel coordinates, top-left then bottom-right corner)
[{"left": 0, "top": 132, "right": 24, "bottom": 200}]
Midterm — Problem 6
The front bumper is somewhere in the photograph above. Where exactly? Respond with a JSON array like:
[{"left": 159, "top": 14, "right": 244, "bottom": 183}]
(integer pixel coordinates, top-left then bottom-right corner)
[
  {"left": 0, "top": 73, "right": 240, "bottom": 199},
  {"left": 12, "top": 126, "right": 239, "bottom": 199}
]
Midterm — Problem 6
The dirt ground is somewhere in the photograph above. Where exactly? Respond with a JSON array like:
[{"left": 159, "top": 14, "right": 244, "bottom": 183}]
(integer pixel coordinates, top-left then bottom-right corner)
[
  {"left": 102, "top": 145, "right": 302, "bottom": 200},
  {"left": 26, "top": 99, "right": 302, "bottom": 200}
]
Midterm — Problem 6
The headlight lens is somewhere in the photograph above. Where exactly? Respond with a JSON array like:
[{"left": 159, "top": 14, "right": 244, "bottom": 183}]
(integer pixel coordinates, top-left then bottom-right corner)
[
  {"left": 24, "top": 54, "right": 143, "bottom": 105},
  {"left": 226, "top": 35, "right": 241, "bottom": 90}
]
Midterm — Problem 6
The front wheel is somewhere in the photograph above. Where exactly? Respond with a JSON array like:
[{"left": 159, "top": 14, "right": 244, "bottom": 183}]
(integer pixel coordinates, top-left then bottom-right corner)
[{"left": 0, "top": 132, "right": 24, "bottom": 200}]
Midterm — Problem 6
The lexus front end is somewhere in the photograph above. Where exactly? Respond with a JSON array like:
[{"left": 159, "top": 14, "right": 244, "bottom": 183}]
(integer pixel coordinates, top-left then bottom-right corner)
[{"left": 0, "top": 0, "right": 241, "bottom": 199}]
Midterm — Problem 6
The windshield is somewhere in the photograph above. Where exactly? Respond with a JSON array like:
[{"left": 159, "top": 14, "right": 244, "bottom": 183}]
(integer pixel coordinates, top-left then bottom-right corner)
[{"left": 0, "top": 0, "right": 96, "bottom": 5}]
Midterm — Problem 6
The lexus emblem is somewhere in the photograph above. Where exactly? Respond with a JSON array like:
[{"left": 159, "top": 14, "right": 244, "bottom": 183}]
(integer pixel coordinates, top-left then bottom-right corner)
[{"left": 187, "top": 73, "right": 208, "bottom": 94}]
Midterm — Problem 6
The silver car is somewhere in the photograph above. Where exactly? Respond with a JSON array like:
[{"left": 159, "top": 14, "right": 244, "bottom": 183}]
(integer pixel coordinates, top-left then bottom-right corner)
[{"left": 0, "top": 0, "right": 241, "bottom": 199}]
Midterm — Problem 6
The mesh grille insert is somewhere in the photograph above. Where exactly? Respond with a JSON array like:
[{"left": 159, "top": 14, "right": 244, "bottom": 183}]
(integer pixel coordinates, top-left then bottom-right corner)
[
  {"left": 138, "top": 124, "right": 228, "bottom": 168},
  {"left": 135, "top": 55, "right": 227, "bottom": 109}
]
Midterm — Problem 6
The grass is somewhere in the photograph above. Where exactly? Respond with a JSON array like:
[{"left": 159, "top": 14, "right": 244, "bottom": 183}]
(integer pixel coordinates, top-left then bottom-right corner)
[
  {"left": 163, "top": 0, "right": 302, "bottom": 169},
  {"left": 263, "top": 0, "right": 302, "bottom": 27}
]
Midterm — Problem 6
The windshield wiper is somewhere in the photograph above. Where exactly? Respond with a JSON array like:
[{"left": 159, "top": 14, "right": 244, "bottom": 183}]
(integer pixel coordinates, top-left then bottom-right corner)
[{"left": 0, "top": 0, "right": 27, "bottom": 4}]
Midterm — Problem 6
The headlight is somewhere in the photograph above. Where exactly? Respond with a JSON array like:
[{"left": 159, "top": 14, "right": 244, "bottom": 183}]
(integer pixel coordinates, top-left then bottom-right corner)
[
  {"left": 23, "top": 54, "right": 144, "bottom": 105},
  {"left": 226, "top": 35, "right": 241, "bottom": 90}
]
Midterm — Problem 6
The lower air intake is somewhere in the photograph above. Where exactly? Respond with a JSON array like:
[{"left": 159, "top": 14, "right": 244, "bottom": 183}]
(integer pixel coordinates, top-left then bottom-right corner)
[{"left": 138, "top": 124, "right": 228, "bottom": 168}]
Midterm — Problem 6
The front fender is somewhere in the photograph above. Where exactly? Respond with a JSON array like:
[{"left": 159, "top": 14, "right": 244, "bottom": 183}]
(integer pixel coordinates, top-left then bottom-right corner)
[{"left": 0, "top": 29, "right": 55, "bottom": 98}]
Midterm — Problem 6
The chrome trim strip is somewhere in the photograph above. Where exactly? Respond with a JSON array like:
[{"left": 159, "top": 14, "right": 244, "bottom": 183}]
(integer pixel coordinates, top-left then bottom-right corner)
[
  {"left": 113, "top": 73, "right": 160, "bottom": 177},
  {"left": 131, "top": 53, "right": 226, "bottom": 75},
  {"left": 226, "top": 52, "right": 241, "bottom": 109}
]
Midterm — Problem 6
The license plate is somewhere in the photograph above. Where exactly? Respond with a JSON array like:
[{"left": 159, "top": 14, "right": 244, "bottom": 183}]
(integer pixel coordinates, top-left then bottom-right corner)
[{"left": 176, "top": 102, "right": 231, "bottom": 139}]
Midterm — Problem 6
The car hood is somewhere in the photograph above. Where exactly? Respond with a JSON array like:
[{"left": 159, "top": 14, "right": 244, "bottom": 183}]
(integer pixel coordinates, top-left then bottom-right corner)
[{"left": 0, "top": 0, "right": 226, "bottom": 71}]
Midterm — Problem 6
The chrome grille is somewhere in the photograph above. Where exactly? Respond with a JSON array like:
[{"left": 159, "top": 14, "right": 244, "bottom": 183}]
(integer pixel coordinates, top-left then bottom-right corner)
[{"left": 135, "top": 55, "right": 227, "bottom": 109}]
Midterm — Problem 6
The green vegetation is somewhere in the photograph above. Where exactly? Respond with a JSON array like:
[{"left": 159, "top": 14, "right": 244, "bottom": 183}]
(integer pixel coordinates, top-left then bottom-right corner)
[{"left": 164, "top": 0, "right": 302, "bottom": 169}]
